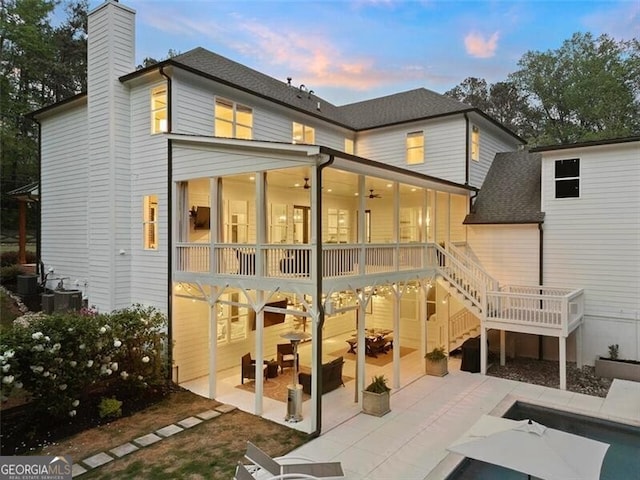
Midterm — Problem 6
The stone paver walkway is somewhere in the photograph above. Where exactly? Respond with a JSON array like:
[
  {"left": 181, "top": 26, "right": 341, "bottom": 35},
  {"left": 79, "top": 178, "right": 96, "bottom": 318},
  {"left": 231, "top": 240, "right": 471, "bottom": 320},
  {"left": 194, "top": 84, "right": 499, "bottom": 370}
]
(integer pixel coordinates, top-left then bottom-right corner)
[{"left": 72, "top": 404, "right": 236, "bottom": 477}]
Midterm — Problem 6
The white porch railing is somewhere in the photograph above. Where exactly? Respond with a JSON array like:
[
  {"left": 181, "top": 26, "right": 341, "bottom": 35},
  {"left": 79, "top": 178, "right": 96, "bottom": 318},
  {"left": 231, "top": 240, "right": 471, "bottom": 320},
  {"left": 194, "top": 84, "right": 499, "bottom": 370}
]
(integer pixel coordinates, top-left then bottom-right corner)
[
  {"left": 175, "top": 243, "right": 432, "bottom": 278},
  {"left": 485, "top": 285, "right": 585, "bottom": 336}
]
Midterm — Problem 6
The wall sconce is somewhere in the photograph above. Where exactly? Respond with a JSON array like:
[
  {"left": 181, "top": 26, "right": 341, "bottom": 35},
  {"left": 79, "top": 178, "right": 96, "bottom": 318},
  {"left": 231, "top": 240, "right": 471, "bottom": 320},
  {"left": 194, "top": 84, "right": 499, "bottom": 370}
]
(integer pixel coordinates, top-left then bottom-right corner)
[{"left": 189, "top": 206, "right": 197, "bottom": 218}]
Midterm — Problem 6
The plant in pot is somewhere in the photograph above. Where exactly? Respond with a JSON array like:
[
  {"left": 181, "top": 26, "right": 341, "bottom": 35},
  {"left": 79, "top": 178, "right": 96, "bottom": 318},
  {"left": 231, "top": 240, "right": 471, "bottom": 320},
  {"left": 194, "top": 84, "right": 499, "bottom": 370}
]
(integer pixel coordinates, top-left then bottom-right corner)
[
  {"left": 425, "top": 346, "right": 448, "bottom": 377},
  {"left": 594, "top": 344, "right": 640, "bottom": 382},
  {"left": 362, "top": 375, "right": 391, "bottom": 417}
]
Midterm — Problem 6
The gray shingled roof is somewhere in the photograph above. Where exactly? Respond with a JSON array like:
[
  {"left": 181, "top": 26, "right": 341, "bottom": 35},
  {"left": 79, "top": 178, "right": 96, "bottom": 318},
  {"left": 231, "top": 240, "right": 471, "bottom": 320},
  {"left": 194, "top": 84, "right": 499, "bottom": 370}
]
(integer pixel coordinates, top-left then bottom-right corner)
[
  {"left": 464, "top": 151, "right": 544, "bottom": 224},
  {"left": 339, "top": 89, "right": 473, "bottom": 130},
  {"left": 168, "top": 47, "right": 473, "bottom": 131}
]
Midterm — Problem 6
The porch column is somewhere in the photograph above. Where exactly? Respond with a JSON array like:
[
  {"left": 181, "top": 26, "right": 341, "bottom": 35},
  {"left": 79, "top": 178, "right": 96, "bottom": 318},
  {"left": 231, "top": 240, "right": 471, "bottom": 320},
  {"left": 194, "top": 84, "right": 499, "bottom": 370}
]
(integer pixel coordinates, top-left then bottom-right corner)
[
  {"left": 480, "top": 326, "right": 487, "bottom": 375},
  {"left": 310, "top": 303, "right": 321, "bottom": 433},
  {"left": 392, "top": 285, "right": 401, "bottom": 390},
  {"left": 356, "top": 303, "right": 366, "bottom": 406},
  {"left": 208, "top": 302, "right": 217, "bottom": 398},
  {"left": 559, "top": 336, "right": 567, "bottom": 390},
  {"left": 254, "top": 291, "right": 265, "bottom": 415},
  {"left": 500, "top": 330, "right": 506, "bottom": 366},
  {"left": 576, "top": 324, "right": 583, "bottom": 368}
]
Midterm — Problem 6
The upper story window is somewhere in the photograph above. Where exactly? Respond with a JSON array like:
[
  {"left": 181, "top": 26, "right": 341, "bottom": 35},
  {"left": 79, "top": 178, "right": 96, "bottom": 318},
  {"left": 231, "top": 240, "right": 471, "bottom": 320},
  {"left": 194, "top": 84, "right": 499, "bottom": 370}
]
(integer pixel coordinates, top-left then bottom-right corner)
[
  {"left": 215, "top": 98, "right": 253, "bottom": 139},
  {"left": 555, "top": 158, "right": 580, "bottom": 198},
  {"left": 151, "top": 86, "right": 167, "bottom": 134},
  {"left": 471, "top": 125, "right": 480, "bottom": 161},
  {"left": 143, "top": 195, "right": 158, "bottom": 250},
  {"left": 406, "top": 131, "right": 424, "bottom": 164},
  {"left": 293, "top": 122, "right": 315, "bottom": 144},
  {"left": 344, "top": 138, "right": 354, "bottom": 154}
]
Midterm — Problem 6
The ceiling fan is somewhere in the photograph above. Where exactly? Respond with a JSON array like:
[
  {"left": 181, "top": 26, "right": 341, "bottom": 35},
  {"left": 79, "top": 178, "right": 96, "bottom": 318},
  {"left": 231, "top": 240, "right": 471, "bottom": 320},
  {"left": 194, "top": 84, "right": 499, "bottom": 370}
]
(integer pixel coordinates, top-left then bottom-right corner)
[
  {"left": 293, "top": 177, "right": 311, "bottom": 189},
  {"left": 368, "top": 189, "right": 382, "bottom": 199}
]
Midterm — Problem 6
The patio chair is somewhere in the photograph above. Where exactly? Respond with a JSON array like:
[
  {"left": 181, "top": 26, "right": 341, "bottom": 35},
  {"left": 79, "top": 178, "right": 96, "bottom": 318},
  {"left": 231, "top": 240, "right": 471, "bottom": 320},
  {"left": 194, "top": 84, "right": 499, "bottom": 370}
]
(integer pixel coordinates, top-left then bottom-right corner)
[
  {"left": 241, "top": 353, "right": 267, "bottom": 384},
  {"left": 277, "top": 343, "right": 298, "bottom": 374},
  {"left": 235, "top": 461, "right": 320, "bottom": 480},
  {"left": 244, "top": 441, "right": 344, "bottom": 479}
]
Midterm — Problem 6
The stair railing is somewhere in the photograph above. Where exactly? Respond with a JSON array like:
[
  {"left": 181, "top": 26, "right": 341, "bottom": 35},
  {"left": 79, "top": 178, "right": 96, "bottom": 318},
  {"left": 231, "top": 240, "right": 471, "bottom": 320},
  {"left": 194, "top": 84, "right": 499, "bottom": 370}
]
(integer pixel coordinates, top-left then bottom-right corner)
[{"left": 434, "top": 243, "right": 498, "bottom": 311}]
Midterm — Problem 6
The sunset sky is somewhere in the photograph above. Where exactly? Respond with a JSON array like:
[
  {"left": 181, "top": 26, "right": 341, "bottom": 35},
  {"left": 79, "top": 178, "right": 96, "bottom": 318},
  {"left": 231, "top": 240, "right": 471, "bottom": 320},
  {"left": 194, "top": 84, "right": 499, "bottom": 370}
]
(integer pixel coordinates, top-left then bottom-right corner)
[{"left": 86, "top": 0, "right": 638, "bottom": 105}]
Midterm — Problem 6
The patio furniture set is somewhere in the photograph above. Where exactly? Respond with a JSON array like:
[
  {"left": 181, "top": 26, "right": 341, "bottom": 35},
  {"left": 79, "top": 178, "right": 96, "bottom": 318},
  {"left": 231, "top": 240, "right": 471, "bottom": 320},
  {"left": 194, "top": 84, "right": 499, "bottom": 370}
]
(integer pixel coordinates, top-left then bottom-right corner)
[{"left": 345, "top": 329, "right": 393, "bottom": 357}]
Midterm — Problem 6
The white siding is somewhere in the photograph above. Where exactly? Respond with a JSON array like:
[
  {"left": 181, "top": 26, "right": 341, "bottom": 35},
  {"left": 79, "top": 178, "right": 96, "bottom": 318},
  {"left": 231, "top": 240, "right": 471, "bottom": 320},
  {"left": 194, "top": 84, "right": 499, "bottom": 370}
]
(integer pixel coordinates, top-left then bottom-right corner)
[
  {"left": 356, "top": 116, "right": 466, "bottom": 184},
  {"left": 40, "top": 105, "right": 89, "bottom": 288},
  {"left": 468, "top": 115, "right": 522, "bottom": 188},
  {"left": 172, "top": 143, "right": 314, "bottom": 181},
  {"left": 173, "top": 297, "right": 210, "bottom": 382},
  {"left": 87, "top": 2, "right": 135, "bottom": 312},
  {"left": 467, "top": 224, "right": 540, "bottom": 286},
  {"left": 128, "top": 81, "right": 170, "bottom": 311},
  {"left": 541, "top": 141, "right": 640, "bottom": 359},
  {"left": 171, "top": 69, "right": 349, "bottom": 151}
]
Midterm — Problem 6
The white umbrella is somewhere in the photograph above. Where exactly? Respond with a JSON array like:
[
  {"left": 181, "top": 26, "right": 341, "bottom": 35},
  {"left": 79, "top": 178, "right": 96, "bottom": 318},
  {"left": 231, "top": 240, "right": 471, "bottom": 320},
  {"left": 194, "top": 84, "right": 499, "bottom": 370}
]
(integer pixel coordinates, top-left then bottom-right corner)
[{"left": 448, "top": 414, "right": 609, "bottom": 480}]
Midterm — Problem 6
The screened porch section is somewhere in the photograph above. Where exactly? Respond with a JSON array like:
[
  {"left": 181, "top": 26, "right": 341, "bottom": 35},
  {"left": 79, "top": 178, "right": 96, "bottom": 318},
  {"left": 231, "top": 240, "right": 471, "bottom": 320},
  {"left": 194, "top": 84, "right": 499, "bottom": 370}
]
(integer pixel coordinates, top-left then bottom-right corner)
[{"left": 174, "top": 166, "right": 470, "bottom": 283}]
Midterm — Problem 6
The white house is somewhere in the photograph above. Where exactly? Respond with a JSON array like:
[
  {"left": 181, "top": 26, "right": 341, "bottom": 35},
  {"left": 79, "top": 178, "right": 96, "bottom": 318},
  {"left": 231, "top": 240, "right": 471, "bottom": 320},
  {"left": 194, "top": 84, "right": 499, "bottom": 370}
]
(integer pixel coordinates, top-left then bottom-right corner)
[{"left": 31, "top": 0, "right": 638, "bottom": 433}]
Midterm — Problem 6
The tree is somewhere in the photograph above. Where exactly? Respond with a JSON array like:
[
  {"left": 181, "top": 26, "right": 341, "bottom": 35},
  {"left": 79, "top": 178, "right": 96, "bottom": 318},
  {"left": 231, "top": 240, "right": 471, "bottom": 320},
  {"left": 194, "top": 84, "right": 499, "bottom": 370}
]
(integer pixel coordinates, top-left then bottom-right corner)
[
  {"left": 0, "top": 0, "right": 87, "bottom": 235},
  {"left": 510, "top": 33, "right": 640, "bottom": 145},
  {"left": 445, "top": 77, "right": 534, "bottom": 140}
]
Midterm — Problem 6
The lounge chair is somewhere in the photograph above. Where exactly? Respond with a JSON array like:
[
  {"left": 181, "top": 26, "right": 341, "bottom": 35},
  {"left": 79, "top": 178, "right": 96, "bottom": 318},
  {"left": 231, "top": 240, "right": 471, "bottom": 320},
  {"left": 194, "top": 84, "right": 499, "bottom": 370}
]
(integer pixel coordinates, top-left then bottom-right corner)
[
  {"left": 277, "top": 343, "right": 298, "bottom": 374},
  {"left": 235, "top": 461, "right": 320, "bottom": 479},
  {"left": 244, "top": 441, "right": 344, "bottom": 479}
]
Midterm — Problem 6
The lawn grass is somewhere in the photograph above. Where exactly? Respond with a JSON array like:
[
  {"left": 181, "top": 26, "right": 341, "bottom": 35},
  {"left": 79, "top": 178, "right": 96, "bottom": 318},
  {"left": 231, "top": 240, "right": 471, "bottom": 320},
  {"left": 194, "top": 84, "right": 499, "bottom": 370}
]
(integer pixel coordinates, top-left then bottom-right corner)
[{"left": 37, "top": 389, "right": 309, "bottom": 480}]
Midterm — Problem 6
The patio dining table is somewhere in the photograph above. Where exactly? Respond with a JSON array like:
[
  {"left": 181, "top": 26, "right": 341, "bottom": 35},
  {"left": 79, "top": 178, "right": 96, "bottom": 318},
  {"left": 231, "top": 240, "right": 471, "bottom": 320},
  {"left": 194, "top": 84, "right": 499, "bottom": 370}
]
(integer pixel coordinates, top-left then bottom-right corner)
[{"left": 346, "top": 329, "right": 393, "bottom": 357}]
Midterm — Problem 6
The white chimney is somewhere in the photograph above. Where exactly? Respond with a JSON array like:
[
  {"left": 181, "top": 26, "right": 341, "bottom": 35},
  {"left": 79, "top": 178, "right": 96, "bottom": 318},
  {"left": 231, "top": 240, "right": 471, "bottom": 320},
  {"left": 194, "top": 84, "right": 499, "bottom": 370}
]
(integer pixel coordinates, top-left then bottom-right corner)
[{"left": 86, "top": 1, "right": 135, "bottom": 311}]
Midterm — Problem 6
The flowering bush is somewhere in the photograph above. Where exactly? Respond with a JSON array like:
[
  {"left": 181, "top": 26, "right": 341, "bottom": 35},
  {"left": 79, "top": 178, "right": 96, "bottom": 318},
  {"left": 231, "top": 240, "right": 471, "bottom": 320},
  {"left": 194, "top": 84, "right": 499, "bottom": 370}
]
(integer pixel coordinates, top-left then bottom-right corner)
[{"left": 0, "top": 304, "right": 168, "bottom": 419}]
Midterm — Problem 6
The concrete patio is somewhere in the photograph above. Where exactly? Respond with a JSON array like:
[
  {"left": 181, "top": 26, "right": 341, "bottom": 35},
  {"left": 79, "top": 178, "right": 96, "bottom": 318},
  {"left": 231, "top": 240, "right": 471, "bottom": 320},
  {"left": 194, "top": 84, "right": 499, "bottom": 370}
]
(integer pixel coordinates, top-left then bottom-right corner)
[{"left": 286, "top": 361, "right": 640, "bottom": 479}]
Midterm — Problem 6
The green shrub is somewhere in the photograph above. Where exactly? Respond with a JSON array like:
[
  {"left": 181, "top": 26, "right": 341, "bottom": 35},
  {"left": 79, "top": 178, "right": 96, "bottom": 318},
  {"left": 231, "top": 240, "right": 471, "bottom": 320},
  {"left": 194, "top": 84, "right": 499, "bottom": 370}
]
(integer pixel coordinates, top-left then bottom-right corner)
[
  {"left": 0, "top": 304, "right": 168, "bottom": 419},
  {"left": 98, "top": 397, "right": 122, "bottom": 419},
  {"left": 0, "top": 265, "right": 26, "bottom": 285},
  {"left": 0, "top": 251, "right": 37, "bottom": 267}
]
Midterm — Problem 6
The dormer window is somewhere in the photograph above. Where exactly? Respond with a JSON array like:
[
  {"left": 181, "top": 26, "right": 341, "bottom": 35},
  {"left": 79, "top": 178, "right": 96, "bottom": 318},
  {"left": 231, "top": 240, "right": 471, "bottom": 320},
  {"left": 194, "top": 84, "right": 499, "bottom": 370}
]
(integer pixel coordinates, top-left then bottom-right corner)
[
  {"left": 293, "top": 122, "right": 315, "bottom": 144},
  {"left": 471, "top": 125, "right": 480, "bottom": 161},
  {"left": 151, "top": 86, "right": 167, "bottom": 134},
  {"left": 406, "top": 131, "right": 424, "bottom": 164},
  {"left": 215, "top": 98, "right": 253, "bottom": 139}
]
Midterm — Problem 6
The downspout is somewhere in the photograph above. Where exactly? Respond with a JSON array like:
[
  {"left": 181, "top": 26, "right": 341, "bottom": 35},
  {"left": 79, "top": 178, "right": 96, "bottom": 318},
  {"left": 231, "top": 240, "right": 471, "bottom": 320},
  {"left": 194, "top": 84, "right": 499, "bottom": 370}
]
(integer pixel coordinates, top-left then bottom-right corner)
[
  {"left": 538, "top": 222, "right": 544, "bottom": 360},
  {"left": 310, "top": 154, "right": 335, "bottom": 439},
  {"left": 34, "top": 118, "right": 43, "bottom": 281},
  {"left": 160, "top": 66, "right": 174, "bottom": 381},
  {"left": 463, "top": 113, "right": 470, "bottom": 186}
]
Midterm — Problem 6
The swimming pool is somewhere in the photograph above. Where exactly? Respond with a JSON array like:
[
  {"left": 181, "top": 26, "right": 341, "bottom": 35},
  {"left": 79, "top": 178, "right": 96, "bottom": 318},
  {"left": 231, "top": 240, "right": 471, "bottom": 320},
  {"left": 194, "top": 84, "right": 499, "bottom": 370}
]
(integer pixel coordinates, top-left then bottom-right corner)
[{"left": 446, "top": 402, "right": 640, "bottom": 480}]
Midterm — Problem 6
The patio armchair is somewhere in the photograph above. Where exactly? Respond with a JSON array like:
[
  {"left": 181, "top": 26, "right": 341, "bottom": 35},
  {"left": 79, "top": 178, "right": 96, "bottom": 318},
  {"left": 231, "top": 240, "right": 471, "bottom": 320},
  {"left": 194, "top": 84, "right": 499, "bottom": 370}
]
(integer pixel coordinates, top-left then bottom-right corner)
[
  {"left": 277, "top": 343, "right": 298, "bottom": 374},
  {"left": 244, "top": 441, "right": 344, "bottom": 479},
  {"left": 241, "top": 353, "right": 267, "bottom": 384}
]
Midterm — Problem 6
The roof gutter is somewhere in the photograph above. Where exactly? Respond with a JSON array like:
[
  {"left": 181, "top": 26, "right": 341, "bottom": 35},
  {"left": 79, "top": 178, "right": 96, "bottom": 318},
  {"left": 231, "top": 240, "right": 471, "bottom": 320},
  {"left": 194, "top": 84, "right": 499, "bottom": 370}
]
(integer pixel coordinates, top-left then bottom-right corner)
[{"left": 310, "top": 153, "right": 335, "bottom": 439}]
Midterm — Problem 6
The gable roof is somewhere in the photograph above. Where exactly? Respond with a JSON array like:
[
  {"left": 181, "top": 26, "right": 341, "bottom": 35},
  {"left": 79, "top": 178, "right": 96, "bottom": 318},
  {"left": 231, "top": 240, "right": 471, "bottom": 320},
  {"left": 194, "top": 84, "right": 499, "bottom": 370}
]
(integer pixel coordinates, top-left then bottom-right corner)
[
  {"left": 123, "top": 47, "right": 511, "bottom": 134},
  {"left": 464, "top": 151, "right": 544, "bottom": 225}
]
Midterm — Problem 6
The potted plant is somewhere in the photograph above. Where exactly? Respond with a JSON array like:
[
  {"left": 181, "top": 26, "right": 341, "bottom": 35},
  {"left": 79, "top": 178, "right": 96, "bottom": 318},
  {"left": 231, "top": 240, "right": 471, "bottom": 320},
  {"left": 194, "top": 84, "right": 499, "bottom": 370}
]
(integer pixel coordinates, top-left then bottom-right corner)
[
  {"left": 594, "top": 344, "right": 640, "bottom": 382},
  {"left": 425, "top": 346, "right": 448, "bottom": 377},
  {"left": 362, "top": 375, "right": 391, "bottom": 416}
]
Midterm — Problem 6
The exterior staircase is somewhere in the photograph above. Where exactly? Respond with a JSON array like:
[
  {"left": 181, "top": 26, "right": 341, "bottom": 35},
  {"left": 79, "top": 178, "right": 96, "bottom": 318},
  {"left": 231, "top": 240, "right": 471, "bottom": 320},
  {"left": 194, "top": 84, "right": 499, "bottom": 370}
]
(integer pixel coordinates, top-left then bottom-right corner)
[{"left": 434, "top": 242, "right": 498, "bottom": 352}]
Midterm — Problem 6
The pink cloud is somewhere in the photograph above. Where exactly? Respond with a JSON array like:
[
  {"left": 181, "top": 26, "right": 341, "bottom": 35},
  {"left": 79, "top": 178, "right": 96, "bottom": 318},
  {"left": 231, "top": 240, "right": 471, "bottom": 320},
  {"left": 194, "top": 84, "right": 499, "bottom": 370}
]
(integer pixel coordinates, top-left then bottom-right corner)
[{"left": 464, "top": 31, "right": 500, "bottom": 58}]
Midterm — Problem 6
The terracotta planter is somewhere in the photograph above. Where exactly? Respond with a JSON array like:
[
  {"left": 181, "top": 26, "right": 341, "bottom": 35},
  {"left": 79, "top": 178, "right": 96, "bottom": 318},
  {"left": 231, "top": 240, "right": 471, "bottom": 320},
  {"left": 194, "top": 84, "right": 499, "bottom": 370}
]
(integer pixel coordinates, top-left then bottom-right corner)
[
  {"left": 425, "top": 358, "right": 448, "bottom": 377},
  {"left": 594, "top": 356, "right": 640, "bottom": 382},
  {"left": 362, "top": 390, "right": 390, "bottom": 417}
]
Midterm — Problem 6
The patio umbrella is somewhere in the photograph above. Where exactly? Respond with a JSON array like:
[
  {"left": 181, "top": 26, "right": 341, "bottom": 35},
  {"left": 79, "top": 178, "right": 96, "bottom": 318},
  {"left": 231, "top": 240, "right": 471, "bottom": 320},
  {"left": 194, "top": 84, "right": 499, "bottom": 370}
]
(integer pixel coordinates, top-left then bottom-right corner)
[{"left": 448, "top": 414, "right": 609, "bottom": 480}]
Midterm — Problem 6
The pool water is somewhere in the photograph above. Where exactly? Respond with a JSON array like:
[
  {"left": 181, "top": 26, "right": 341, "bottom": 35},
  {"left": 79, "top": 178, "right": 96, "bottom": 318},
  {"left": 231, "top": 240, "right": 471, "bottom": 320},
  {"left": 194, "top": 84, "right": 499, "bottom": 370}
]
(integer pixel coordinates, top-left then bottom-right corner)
[{"left": 447, "top": 402, "right": 640, "bottom": 480}]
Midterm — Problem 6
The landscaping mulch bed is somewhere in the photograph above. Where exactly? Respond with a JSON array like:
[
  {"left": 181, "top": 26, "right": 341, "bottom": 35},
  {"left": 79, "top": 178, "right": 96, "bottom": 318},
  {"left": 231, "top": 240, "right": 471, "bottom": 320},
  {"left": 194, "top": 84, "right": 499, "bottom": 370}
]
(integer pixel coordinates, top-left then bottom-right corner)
[
  {"left": 487, "top": 356, "right": 613, "bottom": 398},
  {"left": 1, "top": 383, "right": 177, "bottom": 455}
]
